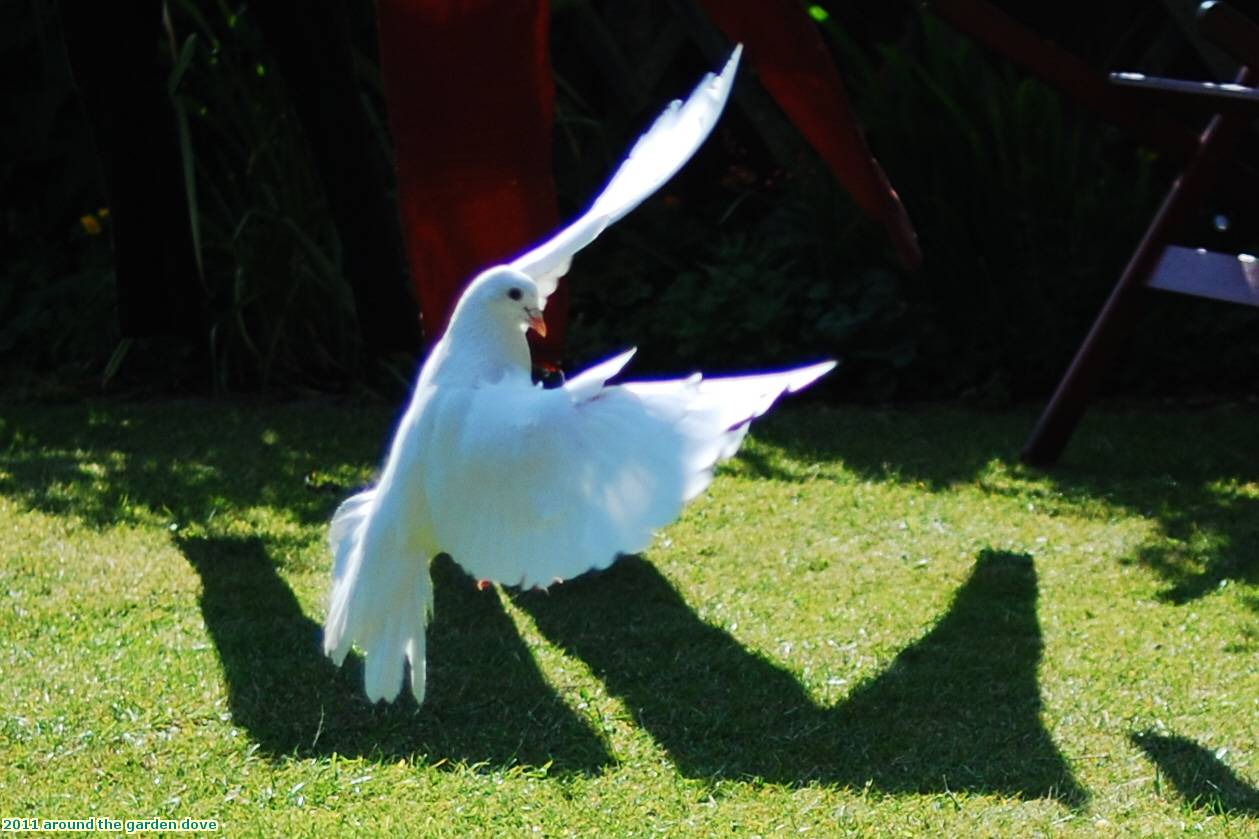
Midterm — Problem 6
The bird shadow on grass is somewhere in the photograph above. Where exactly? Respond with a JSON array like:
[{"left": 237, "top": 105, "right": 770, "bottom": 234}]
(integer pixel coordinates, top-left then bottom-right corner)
[
  {"left": 744, "top": 406, "right": 1259, "bottom": 613},
  {"left": 1131, "top": 731, "right": 1259, "bottom": 816},
  {"left": 516, "top": 548, "right": 1088, "bottom": 805},
  {"left": 178, "top": 534, "right": 611, "bottom": 773}
]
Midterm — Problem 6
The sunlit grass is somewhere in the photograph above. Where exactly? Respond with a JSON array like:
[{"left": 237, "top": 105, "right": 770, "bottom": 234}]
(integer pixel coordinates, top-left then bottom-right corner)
[{"left": 1, "top": 399, "right": 1256, "bottom": 835}]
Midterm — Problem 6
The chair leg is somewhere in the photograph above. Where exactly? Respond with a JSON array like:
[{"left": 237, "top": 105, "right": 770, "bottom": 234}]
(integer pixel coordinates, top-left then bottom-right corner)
[{"left": 1021, "top": 95, "right": 1250, "bottom": 466}]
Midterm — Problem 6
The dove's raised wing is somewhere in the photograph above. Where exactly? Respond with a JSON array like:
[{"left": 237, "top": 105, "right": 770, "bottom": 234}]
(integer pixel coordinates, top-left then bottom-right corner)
[
  {"left": 509, "top": 46, "right": 742, "bottom": 302},
  {"left": 421, "top": 349, "right": 834, "bottom": 589}
]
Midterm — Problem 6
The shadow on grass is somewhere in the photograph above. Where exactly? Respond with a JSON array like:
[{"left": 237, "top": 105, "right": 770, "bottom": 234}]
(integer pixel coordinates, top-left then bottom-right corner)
[
  {"left": 516, "top": 548, "right": 1087, "bottom": 804},
  {"left": 1131, "top": 731, "right": 1259, "bottom": 816},
  {"left": 748, "top": 406, "right": 1259, "bottom": 610},
  {"left": 0, "top": 401, "right": 387, "bottom": 530},
  {"left": 184, "top": 530, "right": 1084, "bottom": 800},
  {"left": 179, "top": 534, "right": 611, "bottom": 773}
]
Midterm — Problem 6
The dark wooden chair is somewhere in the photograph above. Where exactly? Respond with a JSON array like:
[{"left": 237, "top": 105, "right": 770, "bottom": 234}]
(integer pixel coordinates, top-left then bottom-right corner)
[{"left": 928, "top": 0, "right": 1259, "bottom": 465}]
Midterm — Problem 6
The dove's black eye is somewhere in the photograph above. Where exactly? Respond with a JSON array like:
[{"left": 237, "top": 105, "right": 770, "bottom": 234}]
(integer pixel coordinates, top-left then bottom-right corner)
[{"left": 507, "top": 287, "right": 523, "bottom": 301}]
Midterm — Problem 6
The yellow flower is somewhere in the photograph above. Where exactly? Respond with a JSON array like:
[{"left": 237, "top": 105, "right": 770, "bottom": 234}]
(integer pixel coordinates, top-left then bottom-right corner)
[{"left": 80, "top": 214, "right": 102, "bottom": 235}]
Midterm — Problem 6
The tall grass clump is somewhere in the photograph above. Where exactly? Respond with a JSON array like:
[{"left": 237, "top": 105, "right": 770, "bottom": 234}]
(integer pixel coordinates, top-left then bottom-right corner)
[{"left": 164, "top": 1, "right": 364, "bottom": 389}]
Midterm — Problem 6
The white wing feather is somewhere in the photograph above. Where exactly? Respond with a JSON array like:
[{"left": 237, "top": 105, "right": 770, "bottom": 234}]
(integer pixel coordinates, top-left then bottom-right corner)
[
  {"left": 422, "top": 353, "right": 835, "bottom": 589},
  {"left": 510, "top": 45, "right": 742, "bottom": 300}
]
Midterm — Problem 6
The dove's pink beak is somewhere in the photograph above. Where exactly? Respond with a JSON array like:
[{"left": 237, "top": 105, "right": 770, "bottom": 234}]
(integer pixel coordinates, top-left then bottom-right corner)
[{"left": 526, "top": 308, "right": 547, "bottom": 338}]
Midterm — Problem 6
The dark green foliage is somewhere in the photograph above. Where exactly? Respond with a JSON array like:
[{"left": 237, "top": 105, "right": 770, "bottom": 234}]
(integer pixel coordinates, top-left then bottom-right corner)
[
  {"left": 1, "top": 2, "right": 371, "bottom": 394},
  {"left": 165, "top": 2, "right": 362, "bottom": 388},
  {"left": 854, "top": 15, "right": 1165, "bottom": 398},
  {"left": 0, "top": 1, "right": 120, "bottom": 391},
  {"left": 561, "top": 177, "right": 913, "bottom": 396},
  {"left": 835, "top": 14, "right": 1257, "bottom": 400},
  {"left": 562, "top": 7, "right": 1256, "bottom": 401}
]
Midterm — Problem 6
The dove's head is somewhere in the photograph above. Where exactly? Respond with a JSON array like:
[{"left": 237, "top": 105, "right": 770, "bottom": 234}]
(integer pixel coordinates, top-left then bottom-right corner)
[
  {"left": 427, "top": 266, "right": 548, "bottom": 385},
  {"left": 459, "top": 267, "right": 548, "bottom": 339}
]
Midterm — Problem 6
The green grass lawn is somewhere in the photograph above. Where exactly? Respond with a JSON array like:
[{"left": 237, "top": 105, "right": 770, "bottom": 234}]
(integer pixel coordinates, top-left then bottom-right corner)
[{"left": 1, "top": 398, "right": 1256, "bottom": 836}]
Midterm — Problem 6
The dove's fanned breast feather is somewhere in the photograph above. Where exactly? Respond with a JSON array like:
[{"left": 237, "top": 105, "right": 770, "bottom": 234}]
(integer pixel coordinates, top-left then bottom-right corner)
[
  {"left": 322, "top": 46, "right": 837, "bottom": 705},
  {"left": 422, "top": 350, "right": 834, "bottom": 590}
]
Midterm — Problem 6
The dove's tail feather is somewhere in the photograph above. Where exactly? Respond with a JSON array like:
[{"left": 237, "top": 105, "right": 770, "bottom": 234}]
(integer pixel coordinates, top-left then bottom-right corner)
[{"left": 323, "top": 488, "right": 433, "bottom": 704}]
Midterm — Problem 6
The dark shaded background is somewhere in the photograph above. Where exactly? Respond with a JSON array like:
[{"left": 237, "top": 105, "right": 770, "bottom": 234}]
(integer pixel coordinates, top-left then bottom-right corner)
[{"left": 2, "top": 0, "right": 1257, "bottom": 400}]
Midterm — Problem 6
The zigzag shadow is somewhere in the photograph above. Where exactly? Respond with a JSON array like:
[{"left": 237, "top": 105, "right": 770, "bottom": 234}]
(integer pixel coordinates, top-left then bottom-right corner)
[
  {"left": 516, "top": 549, "right": 1087, "bottom": 804},
  {"left": 1132, "top": 731, "right": 1259, "bottom": 816},
  {"left": 179, "top": 534, "right": 611, "bottom": 773}
]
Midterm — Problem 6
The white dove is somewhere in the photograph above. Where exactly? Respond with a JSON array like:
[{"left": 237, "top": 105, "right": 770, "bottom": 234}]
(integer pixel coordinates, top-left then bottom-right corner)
[{"left": 323, "top": 45, "right": 836, "bottom": 704}]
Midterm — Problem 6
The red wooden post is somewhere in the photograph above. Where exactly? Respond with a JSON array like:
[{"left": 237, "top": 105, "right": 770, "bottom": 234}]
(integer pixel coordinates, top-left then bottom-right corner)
[{"left": 375, "top": 0, "right": 569, "bottom": 363}]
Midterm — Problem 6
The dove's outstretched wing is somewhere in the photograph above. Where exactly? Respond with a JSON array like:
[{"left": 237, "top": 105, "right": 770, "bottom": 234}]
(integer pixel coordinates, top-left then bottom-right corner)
[
  {"left": 510, "top": 46, "right": 742, "bottom": 301},
  {"left": 423, "top": 350, "right": 834, "bottom": 589}
]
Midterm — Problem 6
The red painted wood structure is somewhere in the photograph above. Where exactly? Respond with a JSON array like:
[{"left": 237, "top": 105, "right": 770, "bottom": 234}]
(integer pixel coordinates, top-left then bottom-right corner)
[
  {"left": 928, "top": 0, "right": 1259, "bottom": 465},
  {"left": 375, "top": 0, "right": 567, "bottom": 361}
]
